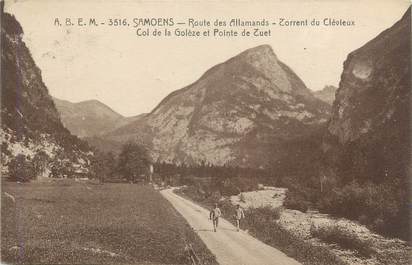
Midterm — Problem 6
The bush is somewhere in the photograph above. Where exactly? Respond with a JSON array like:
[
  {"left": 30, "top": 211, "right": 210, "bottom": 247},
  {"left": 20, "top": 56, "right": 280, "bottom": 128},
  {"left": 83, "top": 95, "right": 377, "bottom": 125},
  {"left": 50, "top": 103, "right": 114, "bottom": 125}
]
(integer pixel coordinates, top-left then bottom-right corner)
[
  {"left": 284, "top": 191, "right": 310, "bottom": 213},
  {"left": 177, "top": 186, "right": 209, "bottom": 202},
  {"left": 246, "top": 206, "right": 281, "bottom": 222},
  {"left": 317, "top": 181, "right": 366, "bottom": 219},
  {"left": 8, "top": 154, "right": 36, "bottom": 182},
  {"left": 214, "top": 176, "right": 259, "bottom": 196},
  {"left": 317, "top": 181, "right": 409, "bottom": 240},
  {"left": 310, "top": 224, "right": 375, "bottom": 258}
]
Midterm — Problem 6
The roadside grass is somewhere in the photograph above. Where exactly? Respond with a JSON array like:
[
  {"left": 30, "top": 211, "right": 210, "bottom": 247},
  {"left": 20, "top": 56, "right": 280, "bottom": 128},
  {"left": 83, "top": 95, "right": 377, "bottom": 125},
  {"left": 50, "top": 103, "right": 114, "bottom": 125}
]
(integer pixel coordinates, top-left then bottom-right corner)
[
  {"left": 1, "top": 180, "right": 217, "bottom": 265},
  {"left": 310, "top": 224, "right": 375, "bottom": 258},
  {"left": 176, "top": 186, "right": 348, "bottom": 265}
]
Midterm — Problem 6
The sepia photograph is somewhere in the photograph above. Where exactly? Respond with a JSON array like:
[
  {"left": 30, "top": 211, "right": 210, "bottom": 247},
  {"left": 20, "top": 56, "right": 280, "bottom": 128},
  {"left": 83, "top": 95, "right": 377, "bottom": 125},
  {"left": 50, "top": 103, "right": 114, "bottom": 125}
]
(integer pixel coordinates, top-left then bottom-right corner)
[{"left": 1, "top": 0, "right": 411, "bottom": 264}]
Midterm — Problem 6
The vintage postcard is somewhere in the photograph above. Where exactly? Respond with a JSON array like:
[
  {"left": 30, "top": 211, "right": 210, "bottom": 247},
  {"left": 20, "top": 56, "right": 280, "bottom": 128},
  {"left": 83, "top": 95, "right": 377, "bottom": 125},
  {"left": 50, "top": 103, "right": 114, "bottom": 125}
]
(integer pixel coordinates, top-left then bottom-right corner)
[{"left": 1, "top": 0, "right": 411, "bottom": 264}]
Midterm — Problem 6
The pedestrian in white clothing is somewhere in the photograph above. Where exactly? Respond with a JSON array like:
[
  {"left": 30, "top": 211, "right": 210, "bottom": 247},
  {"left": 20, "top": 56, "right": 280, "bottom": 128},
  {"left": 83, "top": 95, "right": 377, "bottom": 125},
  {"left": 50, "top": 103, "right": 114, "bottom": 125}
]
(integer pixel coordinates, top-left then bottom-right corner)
[
  {"left": 209, "top": 203, "right": 222, "bottom": 232},
  {"left": 234, "top": 204, "right": 245, "bottom": 232}
]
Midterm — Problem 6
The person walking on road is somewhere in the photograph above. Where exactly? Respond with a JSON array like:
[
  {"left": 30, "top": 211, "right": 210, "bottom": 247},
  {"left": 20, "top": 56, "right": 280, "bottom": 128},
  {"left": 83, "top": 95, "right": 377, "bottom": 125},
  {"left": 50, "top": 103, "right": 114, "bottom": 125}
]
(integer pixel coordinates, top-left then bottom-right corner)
[
  {"left": 235, "top": 204, "right": 245, "bottom": 232},
  {"left": 209, "top": 203, "right": 222, "bottom": 232}
]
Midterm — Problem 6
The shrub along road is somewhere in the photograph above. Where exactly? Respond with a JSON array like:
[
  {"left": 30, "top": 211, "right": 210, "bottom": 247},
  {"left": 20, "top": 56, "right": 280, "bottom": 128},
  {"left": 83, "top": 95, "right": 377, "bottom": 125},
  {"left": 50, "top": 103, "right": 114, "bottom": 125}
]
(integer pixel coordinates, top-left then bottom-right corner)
[{"left": 161, "top": 188, "right": 301, "bottom": 265}]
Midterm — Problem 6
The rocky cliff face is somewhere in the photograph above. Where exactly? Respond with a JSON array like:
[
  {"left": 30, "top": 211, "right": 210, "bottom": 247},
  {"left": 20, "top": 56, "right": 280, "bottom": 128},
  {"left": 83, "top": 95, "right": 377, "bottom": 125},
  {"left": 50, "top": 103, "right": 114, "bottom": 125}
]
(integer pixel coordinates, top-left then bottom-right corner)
[
  {"left": 324, "top": 8, "right": 410, "bottom": 183},
  {"left": 109, "top": 45, "right": 330, "bottom": 168},
  {"left": 2, "top": 13, "right": 62, "bottom": 136},
  {"left": 313, "top": 85, "right": 337, "bottom": 105},
  {"left": 1, "top": 11, "right": 91, "bottom": 177}
]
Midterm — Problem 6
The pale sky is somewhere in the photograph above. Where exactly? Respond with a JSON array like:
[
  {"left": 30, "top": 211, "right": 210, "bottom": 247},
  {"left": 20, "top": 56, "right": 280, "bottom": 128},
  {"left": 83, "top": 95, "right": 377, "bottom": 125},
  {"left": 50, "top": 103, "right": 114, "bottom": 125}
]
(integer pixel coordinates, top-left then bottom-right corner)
[{"left": 5, "top": 0, "right": 410, "bottom": 116}]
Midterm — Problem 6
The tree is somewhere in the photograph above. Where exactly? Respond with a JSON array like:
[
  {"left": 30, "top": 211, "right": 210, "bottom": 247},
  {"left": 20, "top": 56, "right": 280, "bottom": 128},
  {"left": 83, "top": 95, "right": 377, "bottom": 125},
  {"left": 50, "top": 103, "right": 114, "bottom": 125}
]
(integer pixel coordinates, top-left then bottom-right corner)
[
  {"left": 32, "top": 150, "right": 50, "bottom": 178},
  {"left": 117, "top": 142, "right": 151, "bottom": 183},
  {"left": 8, "top": 154, "right": 36, "bottom": 182},
  {"left": 90, "top": 151, "right": 115, "bottom": 182}
]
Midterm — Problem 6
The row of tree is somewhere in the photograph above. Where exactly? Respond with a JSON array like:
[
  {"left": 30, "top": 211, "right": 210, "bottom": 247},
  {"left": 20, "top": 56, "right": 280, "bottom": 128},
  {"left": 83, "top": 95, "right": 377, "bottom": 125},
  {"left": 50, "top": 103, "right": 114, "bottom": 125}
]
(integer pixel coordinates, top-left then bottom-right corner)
[
  {"left": 90, "top": 143, "right": 271, "bottom": 188},
  {"left": 90, "top": 142, "right": 151, "bottom": 183},
  {"left": 5, "top": 141, "right": 153, "bottom": 182}
]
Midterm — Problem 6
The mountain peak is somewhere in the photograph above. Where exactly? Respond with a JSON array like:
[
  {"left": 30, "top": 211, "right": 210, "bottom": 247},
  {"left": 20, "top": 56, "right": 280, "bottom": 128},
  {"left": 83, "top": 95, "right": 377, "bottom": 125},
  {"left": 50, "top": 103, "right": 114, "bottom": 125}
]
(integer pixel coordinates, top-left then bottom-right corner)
[
  {"left": 53, "top": 97, "right": 126, "bottom": 138},
  {"left": 220, "top": 44, "right": 307, "bottom": 95},
  {"left": 239, "top": 44, "right": 275, "bottom": 56},
  {"left": 313, "top": 85, "right": 337, "bottom": 105},
  {"left": 322, "top": 85, "right": 337, "bottom": 92},
  {"left": 233, "top": 44, "right": 278, "bottom": 64},
  {"left": 107, "top": 45, "right": 330, "bottom": 167}
]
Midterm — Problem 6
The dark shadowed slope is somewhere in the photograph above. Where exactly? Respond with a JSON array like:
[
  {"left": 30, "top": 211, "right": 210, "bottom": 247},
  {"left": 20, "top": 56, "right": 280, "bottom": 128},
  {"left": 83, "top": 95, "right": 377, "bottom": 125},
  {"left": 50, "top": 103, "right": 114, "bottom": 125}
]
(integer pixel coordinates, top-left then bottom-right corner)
[
  {"left": 1, "top": 11, "right": 91, "bottom": 174},
  {"left": 322, "top": 7, "right": 411, "bottom": 239}
]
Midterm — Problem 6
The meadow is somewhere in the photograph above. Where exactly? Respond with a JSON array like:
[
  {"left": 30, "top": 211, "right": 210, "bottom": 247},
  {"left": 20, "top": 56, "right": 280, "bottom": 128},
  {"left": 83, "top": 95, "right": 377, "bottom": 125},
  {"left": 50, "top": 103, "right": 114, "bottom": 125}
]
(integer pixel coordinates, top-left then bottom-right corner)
[{"left": 1, "top": 179, "right": 217, "bottom": 265}]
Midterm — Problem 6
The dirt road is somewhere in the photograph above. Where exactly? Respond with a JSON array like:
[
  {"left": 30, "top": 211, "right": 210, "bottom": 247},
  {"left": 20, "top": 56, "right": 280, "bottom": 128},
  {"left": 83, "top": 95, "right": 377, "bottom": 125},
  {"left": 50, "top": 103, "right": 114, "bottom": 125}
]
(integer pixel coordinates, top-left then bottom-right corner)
[{"left": 160, "top": 188, "right": 301, "bottom": 265}]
